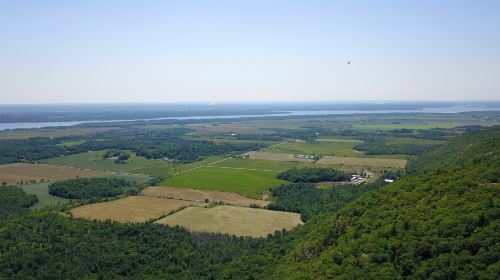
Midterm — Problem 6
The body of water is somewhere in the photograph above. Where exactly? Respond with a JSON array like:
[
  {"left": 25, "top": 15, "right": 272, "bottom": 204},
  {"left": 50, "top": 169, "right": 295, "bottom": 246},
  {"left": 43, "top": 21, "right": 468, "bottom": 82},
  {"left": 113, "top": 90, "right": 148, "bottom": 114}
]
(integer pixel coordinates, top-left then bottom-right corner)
[{"left": 0, "top": 104, "right": 499, "bottom": 131}]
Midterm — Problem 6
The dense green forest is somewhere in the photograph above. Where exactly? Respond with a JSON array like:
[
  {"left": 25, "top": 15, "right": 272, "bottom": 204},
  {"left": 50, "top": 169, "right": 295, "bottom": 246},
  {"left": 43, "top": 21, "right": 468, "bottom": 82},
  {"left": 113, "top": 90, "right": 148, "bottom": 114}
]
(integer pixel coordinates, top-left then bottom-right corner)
[
  {"left": 406, "top": 126, "right": 500, "bottom": 180},
  {"left": 277, "top": 167, "right": 349, "bottom": 183},
  {"left": 48, "top": 177, "right": 143, "bottom": 200},
  {"left": 0, "top": 137, "right": 67, "bottom": 164},
  {"left": 0, "top": 126, "right": 498, "bottom": 279},
  {"left": 0, "top": 212, "right": 276, "bottom": 279},
  {"left": 0, "top": 186, "right": 38, "bottom": 218},
  {"left": 268, "top": 181, "right": 382, "bottom": 221}
]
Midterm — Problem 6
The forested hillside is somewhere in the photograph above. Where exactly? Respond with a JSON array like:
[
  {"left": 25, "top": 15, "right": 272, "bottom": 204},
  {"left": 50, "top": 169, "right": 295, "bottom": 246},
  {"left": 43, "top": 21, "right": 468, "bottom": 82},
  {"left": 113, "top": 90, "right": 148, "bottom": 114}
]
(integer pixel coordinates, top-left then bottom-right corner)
[
  {"left": 406, "top": 126, "right": 500, "bottom": 178},
  {"left": 227, "top": 126, "right": 500, "bottom": 279}
]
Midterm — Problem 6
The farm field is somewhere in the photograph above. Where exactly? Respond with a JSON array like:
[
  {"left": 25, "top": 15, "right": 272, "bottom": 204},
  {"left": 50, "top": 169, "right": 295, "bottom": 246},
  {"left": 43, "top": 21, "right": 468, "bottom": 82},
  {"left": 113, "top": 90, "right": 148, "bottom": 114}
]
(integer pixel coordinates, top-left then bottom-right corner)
[
  {"left": 42, "top": 151, "right": 227, "bottom": 177},
  {"left": 143, "top": 186, "right": 269, "bottom": 207},
  {"left": 0, "top": 163, "right": 107, "bottom": 185},
  {"left": 161, "top": 166, "right": 285, "bottom": 199},
  {"left": 135, "top": 156, "right": 226, "bottom": 176},
  {"left": 212, "top": 158, "right": 310, "bottom": 171},
  {"left": 264, "top": 140, "right": 361, "bottom": 157},
  {"left": 244, "top": 151, "right": 314, "bottom": 162},
  {"left": 70, "top": 196, "right": 194, "bottom": 223},
  {"left": 20, "top": 182, "right": 69, "bottom": 209},
  {"left": 41, "top": 150, "right": 174, "bottom": 174},
  {"left": 155, "top": 205, "right": 303, "bottom": 237},
  {"left": 317, "top": 156, "right": 407, "bottom": 168}
]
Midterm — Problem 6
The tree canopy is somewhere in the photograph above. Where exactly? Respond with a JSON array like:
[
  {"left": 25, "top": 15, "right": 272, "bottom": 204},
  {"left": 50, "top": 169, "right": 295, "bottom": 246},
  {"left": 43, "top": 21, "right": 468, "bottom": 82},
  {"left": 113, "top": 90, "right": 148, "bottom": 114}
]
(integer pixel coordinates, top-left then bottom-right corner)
[{"left": 277, "top": 167, "right": 349, "bottom": 183}]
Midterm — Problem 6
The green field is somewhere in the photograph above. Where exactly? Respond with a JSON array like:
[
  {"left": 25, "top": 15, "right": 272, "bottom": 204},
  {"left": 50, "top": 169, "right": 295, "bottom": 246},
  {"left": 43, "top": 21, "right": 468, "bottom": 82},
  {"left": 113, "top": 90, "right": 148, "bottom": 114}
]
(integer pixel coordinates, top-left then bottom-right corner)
[
  {"left": 133, "top": 156, "right": 225, "bottom": 176},
  {"left": 20, "top": 183, "right": 69, "bottom": 209},
  {"left": 41, "top": 151, "right": 226, "bottom": 177},
  {"left": 41, "top": 150, "right": 174, "bottom": 174},
  {"left": 212, "top": 158, "right": 310, "bottom": 171},
  {"left": 161, "top": 166, "right": 285, "bottom": 198},
  {"left": 264, "top": 140, "right": 361, "bottom": 157}
]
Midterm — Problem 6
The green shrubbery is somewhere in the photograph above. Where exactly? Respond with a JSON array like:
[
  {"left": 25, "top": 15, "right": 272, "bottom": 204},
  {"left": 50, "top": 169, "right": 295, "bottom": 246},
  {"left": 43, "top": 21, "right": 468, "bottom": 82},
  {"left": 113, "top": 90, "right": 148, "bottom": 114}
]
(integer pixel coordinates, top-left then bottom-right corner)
[
  {"left": 0, "top": 186, "right": 38, "bottom": 218},
  {"left": 48, "top": 177, "right": 142, "bottom": 200},
  {"left": 277, "top": 167, "right": 349, "bottom": 183}
]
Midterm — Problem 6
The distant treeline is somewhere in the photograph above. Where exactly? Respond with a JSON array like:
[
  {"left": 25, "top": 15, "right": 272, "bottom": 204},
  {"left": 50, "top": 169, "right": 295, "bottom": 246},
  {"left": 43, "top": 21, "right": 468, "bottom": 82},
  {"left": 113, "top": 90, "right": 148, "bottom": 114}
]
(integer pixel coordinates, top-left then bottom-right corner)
[
  {"left": 0, "top": 137, "right": 69, "bottom": 164},
  {"left": 0, "top": 107, "right": 274, "bottom": 123}
]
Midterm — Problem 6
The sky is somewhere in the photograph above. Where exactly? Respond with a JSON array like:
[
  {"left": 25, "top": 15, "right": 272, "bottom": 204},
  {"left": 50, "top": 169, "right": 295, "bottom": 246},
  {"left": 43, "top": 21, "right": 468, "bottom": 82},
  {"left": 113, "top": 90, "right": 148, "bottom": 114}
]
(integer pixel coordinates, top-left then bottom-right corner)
[{"left": 0, "top": 0, "right": 499, "bottom": 104}]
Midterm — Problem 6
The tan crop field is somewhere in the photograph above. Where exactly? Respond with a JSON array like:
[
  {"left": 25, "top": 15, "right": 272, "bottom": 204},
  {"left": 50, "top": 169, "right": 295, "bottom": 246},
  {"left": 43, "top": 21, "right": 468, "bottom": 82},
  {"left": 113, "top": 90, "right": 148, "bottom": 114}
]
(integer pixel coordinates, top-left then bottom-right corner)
[
  {"left": 142, "top": 186, "right": 269, "bottom": 207},
  {"left": 0, "top": 163, "right": 108, "bottom": 185},
  {"left": 317, "top": 156, "right": 407, "bottom": 168},
  {"left": 155, "top": 205, "right": 303, "bottom": 237},
  {"left": 70, "top": 196, "right": 194, "bottom": 223},
  {"left": 244, "top": 151, "right": 315, "bottom": 162}
]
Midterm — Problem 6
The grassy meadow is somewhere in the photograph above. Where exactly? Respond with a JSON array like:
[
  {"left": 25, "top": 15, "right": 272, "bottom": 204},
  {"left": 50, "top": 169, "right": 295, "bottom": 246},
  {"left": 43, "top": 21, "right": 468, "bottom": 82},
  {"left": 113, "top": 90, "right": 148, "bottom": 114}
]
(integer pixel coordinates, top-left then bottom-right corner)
[
  {"left": 70, "top": 196, "right": 194, "bottom": 223},
  {"left": 20, "top": 183, "right": 69, "bottom": 209},
  {"left": 41, "top": 151, "right": 226, "bottom": 177},
  {"left": 161, "top": 166, "right": 285, "bottom": 199},
  {"left": 211, "top": 158, "right": 309, "bottom": 171},
  {"left": 155, "top": 205, "right": 303, "bottom": 237},
  {"left": 41, "top": 150, "right": 170, "bottom": 173}
]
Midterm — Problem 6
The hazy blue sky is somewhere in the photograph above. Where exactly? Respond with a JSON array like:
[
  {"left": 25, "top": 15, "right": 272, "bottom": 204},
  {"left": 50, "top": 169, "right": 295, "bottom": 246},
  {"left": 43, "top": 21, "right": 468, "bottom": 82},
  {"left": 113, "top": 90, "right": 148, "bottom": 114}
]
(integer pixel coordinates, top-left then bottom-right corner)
[{"left": 0, "top": 0, "right": 499, "bottom": 104}]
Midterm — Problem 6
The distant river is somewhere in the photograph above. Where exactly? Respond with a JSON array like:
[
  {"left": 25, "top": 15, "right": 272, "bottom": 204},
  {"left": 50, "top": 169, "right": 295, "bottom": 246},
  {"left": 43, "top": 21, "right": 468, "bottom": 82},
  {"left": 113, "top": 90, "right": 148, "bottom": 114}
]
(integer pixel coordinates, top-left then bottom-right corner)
[{"left": 0, "top": 104, "right": 499, "bottom": 131}]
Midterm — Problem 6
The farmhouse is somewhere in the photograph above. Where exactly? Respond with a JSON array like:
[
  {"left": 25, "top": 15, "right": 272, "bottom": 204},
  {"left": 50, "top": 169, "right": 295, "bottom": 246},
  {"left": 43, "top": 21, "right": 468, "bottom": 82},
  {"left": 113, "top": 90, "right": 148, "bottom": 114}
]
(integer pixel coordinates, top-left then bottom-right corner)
[{"left": 351, "top": 174, "right": 365, "bottom": 183}]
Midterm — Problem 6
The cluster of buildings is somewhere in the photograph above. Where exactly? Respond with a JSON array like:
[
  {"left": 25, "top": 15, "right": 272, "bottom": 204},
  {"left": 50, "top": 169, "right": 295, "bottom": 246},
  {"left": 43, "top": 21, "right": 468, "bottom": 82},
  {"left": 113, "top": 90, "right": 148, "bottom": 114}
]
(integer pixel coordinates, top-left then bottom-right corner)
[
  {"left": 350, "top": 174, "right": 365, "bottom": 183},
  {"left": 295, "top": 154, "right": 318, "bottom": 160}
]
